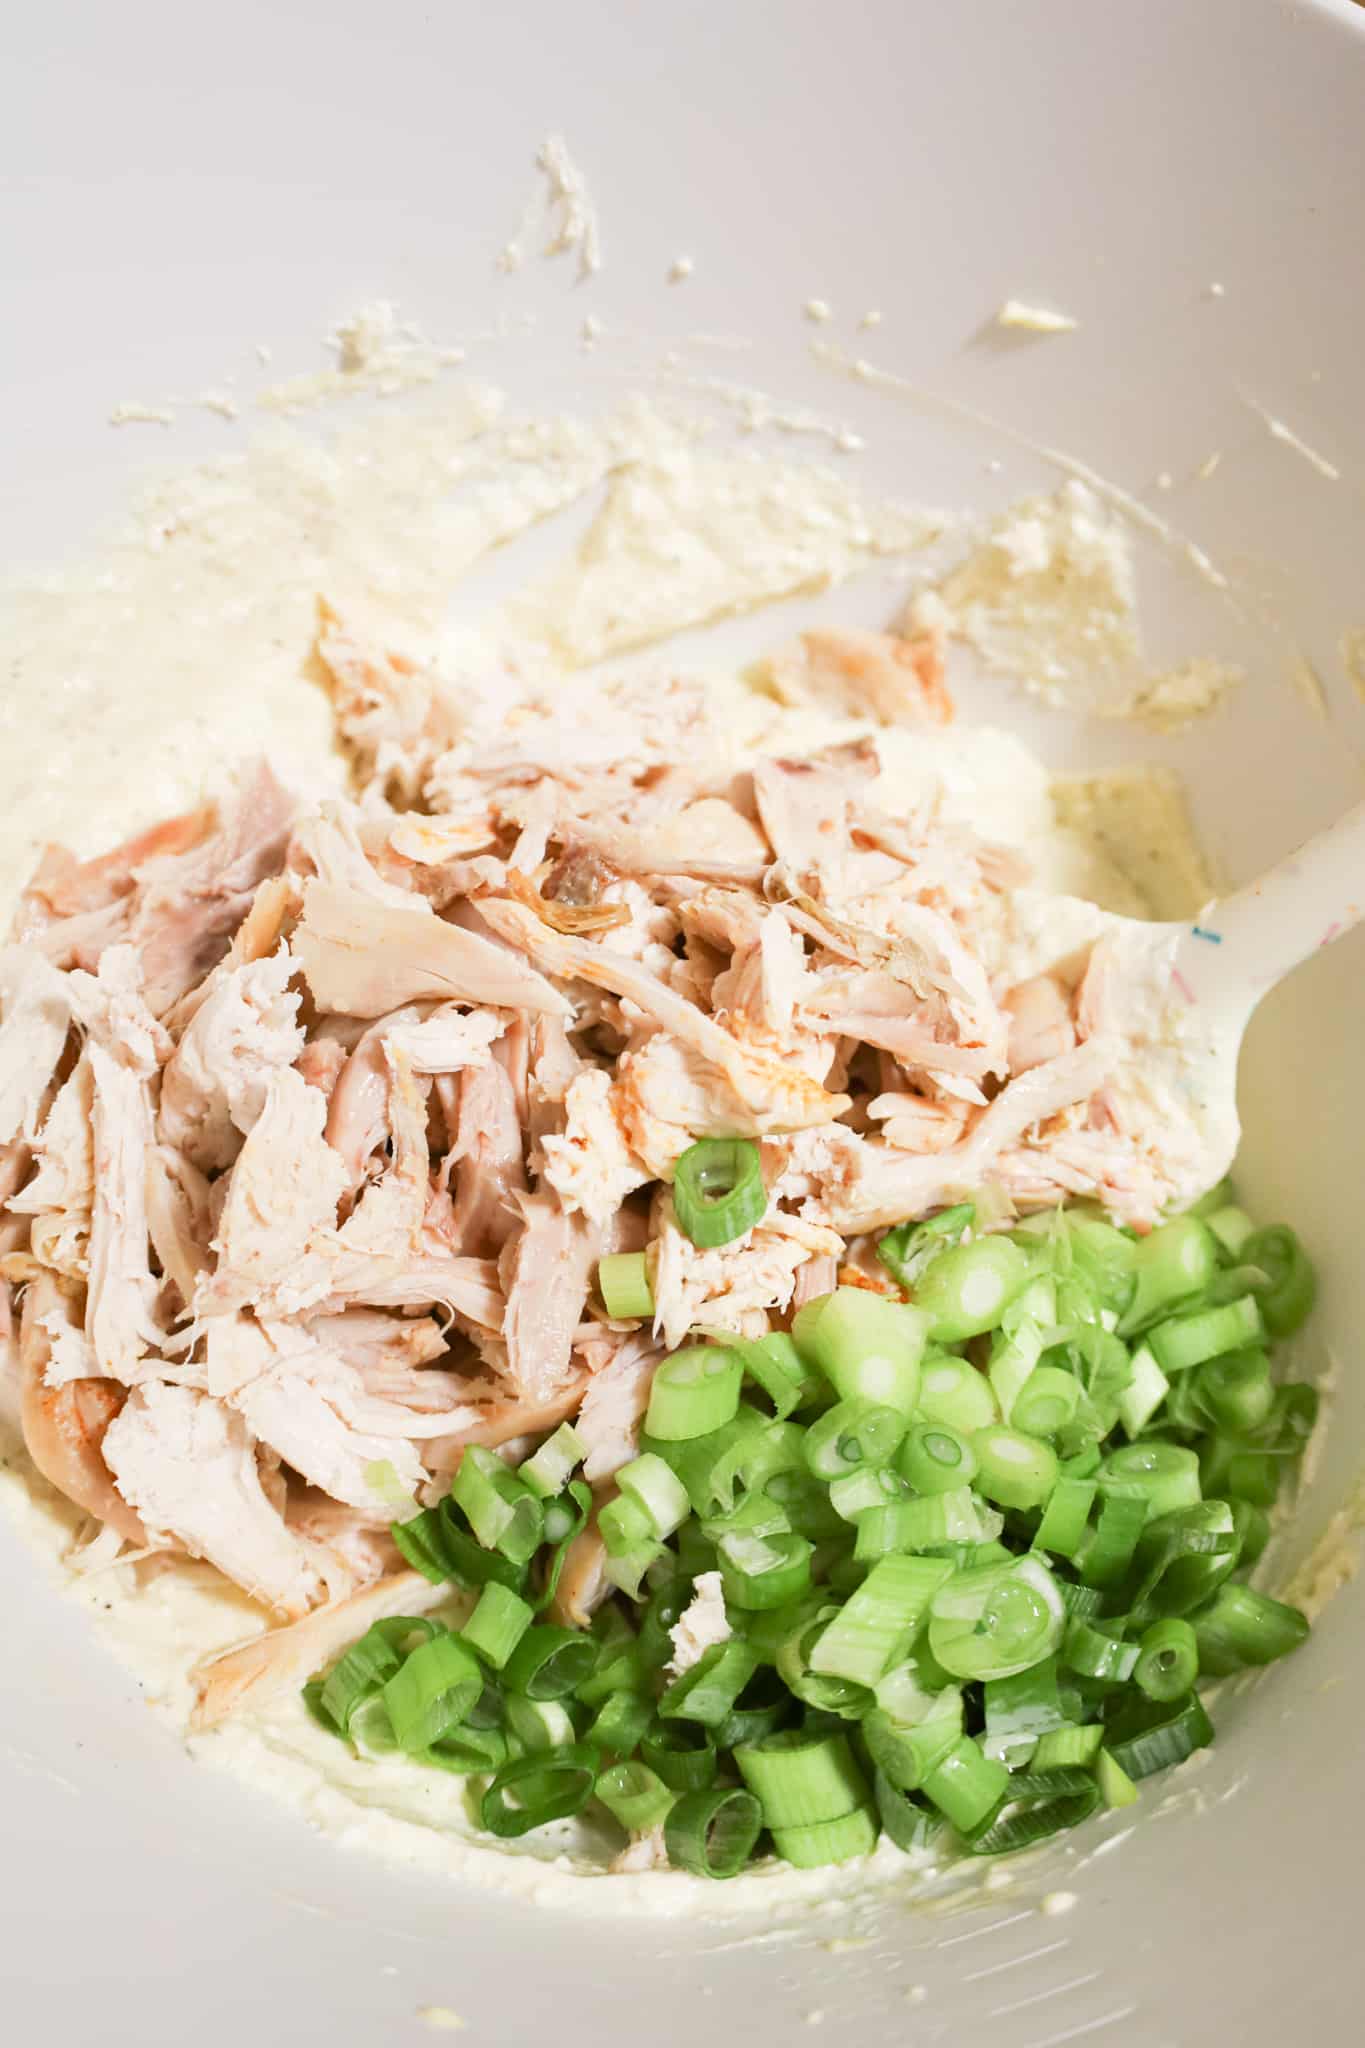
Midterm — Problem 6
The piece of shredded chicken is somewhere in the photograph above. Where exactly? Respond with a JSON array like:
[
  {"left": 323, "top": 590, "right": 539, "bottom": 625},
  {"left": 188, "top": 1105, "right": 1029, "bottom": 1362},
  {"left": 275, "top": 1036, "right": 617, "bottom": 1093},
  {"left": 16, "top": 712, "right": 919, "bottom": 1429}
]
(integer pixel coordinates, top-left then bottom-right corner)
[{"left": 0, "top": 616, "right": 1195, "bottom": 1714}]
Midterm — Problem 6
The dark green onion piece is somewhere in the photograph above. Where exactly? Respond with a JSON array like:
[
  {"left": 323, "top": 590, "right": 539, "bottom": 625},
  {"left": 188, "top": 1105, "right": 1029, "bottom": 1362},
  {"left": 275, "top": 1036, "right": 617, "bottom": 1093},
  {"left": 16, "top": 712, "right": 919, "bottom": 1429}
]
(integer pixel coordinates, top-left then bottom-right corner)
[
  {"left": 664, "top": 1785, "right": 763, "bottom": 1878},
  {"left": 1192, "top": 1584, "right": 1310, "bottom": 1676},
  {"left": 503, "top": 1624, "right": 599, "bottom": 1701},
  {"left": 1242, "top": 1224, "right": 1317, "bottom": 1337},
  {"left": 1129, "top": 1502, "right": 1239, "bottom": 1620},
  {"left": 390, "top": 1508, "right": 454, "bottom": 1585},
  {"left": 1133, "top": 1618, "right": 1199, "bottom": 1701},
  {"left": 873, "top": 1770, "right": 941, "bottom": 1853},
  {"left": 641, "top": 1720, "right": 719, "bottom": 1791},
  {"left": 480, "top": 1744, "right": 602, "bottom": 1839},
  {"left": 424, "top": 1724, "right": 510, "bottom": 1775},
  {"left": 380, "top": 1633, "right": 483, "bottom": 1755},
  {"left": 658, "top": 1639, "right": 760, "bottom": 1726},
  {"left": 1104, "top": 1693, "right": 1213, "bottom": 1780},
  {"left": 1193, "top": 1349, "right": 1276, "bottom": 1435},
  {"left": 1064, "top": 1618, "right": 1139, "bottom": 1685},
  {"left": 967, "top": 1780, "right": 1102, "bottom": 1856},
  {"left": 672, "top": 1137, "right": 766, "bottom": 1249},
  {"left": 434, "top": 1499, "right": 529, "bottom": 1592},
  {"left": 534, "top": 1479, "right": 593, "bottom": 1614},
  {"left": 1080, "top": 1494, "right": 1149, "bottom": 1589}
]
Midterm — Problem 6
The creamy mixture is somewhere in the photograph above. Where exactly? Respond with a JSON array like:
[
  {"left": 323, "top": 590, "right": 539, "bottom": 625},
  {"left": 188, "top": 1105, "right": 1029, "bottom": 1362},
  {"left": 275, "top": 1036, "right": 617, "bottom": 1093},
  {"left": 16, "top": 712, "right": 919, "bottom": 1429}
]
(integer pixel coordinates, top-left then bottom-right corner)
[{"left": 0, "top": 381, "right": 1225, "bottom": 1912}]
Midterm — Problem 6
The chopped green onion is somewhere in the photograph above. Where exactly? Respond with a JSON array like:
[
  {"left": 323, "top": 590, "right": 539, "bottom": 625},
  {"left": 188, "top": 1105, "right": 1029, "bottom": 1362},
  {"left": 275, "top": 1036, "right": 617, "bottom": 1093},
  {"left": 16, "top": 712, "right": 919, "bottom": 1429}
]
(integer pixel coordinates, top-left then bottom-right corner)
[
  {"left": 664, "top": 1785, "right": 763, "bottom": 1877},
  {"left": 790, "top": 1287, "right": 928, "bottom": 1414},
  {"left": 973, "top": 1427, "right": 1059, "bottom": 1511},
  {"left": 770, "top": 1806, "right": 879, "bottom": 1868},
  {"left": 829, "top": 1463, "right": 912, "bottom": 1522},
  {"left": 1033, "top": 1476, "right": 1097, "bottom": 1561},
  {"left": 735, "top": 1730, "right": 867, "bottom": 1828},
  {"left": 721, "top": 1531, "right": 815, "bottom": 1611},
  {"left": 873, "top": 1771, "right": 941, "bottom": 1852},
  {"left": 586, "top": 1689, "right": 655, "bottom": 1758},
  {"left": 1096, "top": 1748, "right": 1139, "bottom": 1809},
  {"left": 1193, "top": 1349, "right": 1275, "bottom": 1435},
  {"left": 966, "top": 1779, "right": 1101, "bottom": 1856},
  {"left": 597, "top": 1251, "right": 655, "bottom": 1320},
  {"left": 503, "top": 1624, "right": 599, "bottom": 1701},
  {"left": 1242, "top": 1225, "right": 1317, "bottom": 1337},
  {"left": 425, "top": 1723, "right": 511, "bottom": 1775},
  {"left": 518, "top": 1423, "right": 586, "bottom": 1501},
  {"left": 982, "top": 1657, "right": 1068, "bottom": 1765},
  {"left": 645, "top": 1346, "right": 744, "bottom": 1442},
  {"left": 617, "top": 1452, "right": 692, "bottom": 1539},
  {"left": 1148, "top": 1296, "right": 1262, "bottom": 1375},
  {"left": 878, "top": 1202, "right": 976, "bottom": 1290},
  {"left": 672, "top": 1138, "right": 766, "bottom": 1249},
  {"left": 1116, "top": 1345, "right": 1170, "bottom": 1440},
  {"left": 803, "top": 1397, "right": 907, "bottom": 1481},
  {"left": 380, "top": 1632, "right": 482, "bottom": 1754},
  {"left": 452, "top": 1446, "right": 545, "bottom": 1566},
  {"left": 898, "top": 1423, "right": 979, "bottom": 1495},
  {"left": 911, "top": 1236, "right": 1031, "bottom": 1343},
  {"left": 1192, "top": 1584, "right": 1310, "bottom": 1675},
  {"left": 1129, "top": 1502, "right": 1239, "bottom": 1620},
  {"left": 1063, "top": 1618, "right": 1138, "bottom": 1684},
  {"left": 1133, "top": 1618, "right": 1199, "bottom": 1701},
  {"left": 922, "top": 1736, "right": 1010, "bottom": 1835},
  {"left": 863, "top": 1686, "right": 963, "bottom": 1791},
  {"left": 461, "top": 1583, "right": 534, "bottom": 1670},
  {"left": 1032, "top": 1723, "right": 1104, "bottom": 1770},
  {"left": 928, "top": 1556, "right": 1065, "bottom": 1682},
  {"left": 596, "top": 1760, "right": 675, "bottom": 1834},
  {"left": 1104, "top": 1693, "right": 1213, "bottom": 1780},
  {"left": 1097, "top": 1442, "right": 1202, "bottom": 1518},
  {"left": 481, "top": 1744, "right": 601, "bottom": 1838},
  {"left": 504, "top": 1693, "right": 575, "bottom": 1751},
  {"left": 641, "top": 1720, "right": 719, "bottom": 1791},
  {"left": 1229, "top": 1499, "right": 1271, "bottom": 1568},
  {"left": 854, "top": 1486, "right": 1002, "bottom": 1560},
  {"left": 1118, "top": 1216, "right": 1218, "bottom": 1335},
  {"left": 916, "top": 1355, "right": 999, "bottom": 1435},
  {"left": 1206, "top": 1205, "right": 1255, "bottom": 1257},
  {"left": 319, "top": 1616, "right": 438, "bottom": 1734},
  {"left": 810, "top": 1555, "right": 953, "bottom": 1688},
  {"left": 706, "top": 1330, "right": 814, "bottom": 1421},
  {"left": 533, "top": 1478, "right": 593, "bottom": 1614},
  {"left": 1079, "top": 1493, "right": 1149, "bottom": 1588},
  {"left": 434, "top": 1499, "right": 530, "bottom": 1592},
  {"left": 659, "top": 1639, "right": 760, "bottom": 1727},
  {"left": 390, "top": 1508, "right": 454, "bottom": 1585},
  {"left": 1011, "top": 1365, "right": 1082, "bottom": 1437}
]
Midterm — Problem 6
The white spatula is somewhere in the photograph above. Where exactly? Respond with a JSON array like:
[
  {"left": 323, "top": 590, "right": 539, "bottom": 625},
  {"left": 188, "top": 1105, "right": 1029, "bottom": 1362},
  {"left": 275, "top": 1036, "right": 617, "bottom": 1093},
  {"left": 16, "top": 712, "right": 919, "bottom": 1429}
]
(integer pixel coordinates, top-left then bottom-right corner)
[{"left": 1101, "top": 798, "right": 1365, "bottom": 1202}]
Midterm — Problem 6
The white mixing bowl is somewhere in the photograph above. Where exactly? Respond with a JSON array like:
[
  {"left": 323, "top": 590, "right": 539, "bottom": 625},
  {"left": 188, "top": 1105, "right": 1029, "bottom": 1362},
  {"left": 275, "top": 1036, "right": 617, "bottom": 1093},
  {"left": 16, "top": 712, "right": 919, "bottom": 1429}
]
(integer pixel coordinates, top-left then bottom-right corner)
[{"left": 3, "top": 1, "right": 1363, "bottom": 2040}]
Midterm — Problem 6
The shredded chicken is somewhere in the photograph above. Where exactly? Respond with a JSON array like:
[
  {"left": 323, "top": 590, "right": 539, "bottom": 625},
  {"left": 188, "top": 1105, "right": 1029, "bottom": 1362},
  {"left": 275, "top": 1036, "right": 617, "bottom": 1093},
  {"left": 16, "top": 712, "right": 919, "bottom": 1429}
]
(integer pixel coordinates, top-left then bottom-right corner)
[{"left": 0, "top": 618, "right": 1197, "bottom": 1701}]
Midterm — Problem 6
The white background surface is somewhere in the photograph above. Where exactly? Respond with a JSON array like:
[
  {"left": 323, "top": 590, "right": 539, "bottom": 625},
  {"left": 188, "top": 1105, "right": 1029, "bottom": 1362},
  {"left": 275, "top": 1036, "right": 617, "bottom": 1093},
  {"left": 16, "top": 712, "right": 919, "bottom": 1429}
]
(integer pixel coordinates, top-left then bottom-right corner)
[{"left": 3, "top": 2, "right": 1364, "bottom": 2041}]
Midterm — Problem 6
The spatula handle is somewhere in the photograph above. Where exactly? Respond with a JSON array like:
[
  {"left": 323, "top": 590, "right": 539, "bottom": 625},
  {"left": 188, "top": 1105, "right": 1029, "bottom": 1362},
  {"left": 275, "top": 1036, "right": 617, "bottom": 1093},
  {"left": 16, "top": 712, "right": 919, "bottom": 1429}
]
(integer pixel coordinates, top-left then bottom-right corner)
[{"left": 1172, "top": 799, "right": 1365, "bottom": 1013}]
